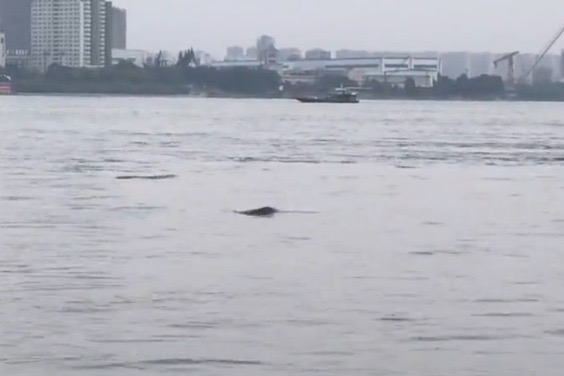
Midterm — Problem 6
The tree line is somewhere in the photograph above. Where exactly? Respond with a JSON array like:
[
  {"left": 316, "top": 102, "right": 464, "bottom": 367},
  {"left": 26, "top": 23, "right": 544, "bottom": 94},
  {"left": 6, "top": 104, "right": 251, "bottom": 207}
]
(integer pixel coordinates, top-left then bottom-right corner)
[{"left": 2, "top": 60, "right": 563, "bottom": 100}]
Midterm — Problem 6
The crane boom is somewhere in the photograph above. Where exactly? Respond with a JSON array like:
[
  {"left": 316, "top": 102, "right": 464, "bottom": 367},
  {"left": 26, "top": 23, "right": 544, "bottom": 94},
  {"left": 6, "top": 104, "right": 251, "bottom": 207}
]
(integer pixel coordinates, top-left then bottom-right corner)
[
  {"left": 493, "top": 51, "right": 519, "bottom": 84},
  {"left": 520, "top": 24, "right": 564, "bottom": 82},
  {"left": 493, "top": 51, "right": 519, "bottom": 66}
]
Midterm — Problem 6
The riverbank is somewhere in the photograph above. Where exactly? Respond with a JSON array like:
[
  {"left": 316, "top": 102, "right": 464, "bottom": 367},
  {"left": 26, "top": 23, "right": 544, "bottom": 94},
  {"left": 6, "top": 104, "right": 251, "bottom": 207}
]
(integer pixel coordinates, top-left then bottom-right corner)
[
  {"left": 2, "top": 62, "right": 563, "bottom": 101},
  {"left": 7, "top": 87, "right": 563, "bottom": 102}
]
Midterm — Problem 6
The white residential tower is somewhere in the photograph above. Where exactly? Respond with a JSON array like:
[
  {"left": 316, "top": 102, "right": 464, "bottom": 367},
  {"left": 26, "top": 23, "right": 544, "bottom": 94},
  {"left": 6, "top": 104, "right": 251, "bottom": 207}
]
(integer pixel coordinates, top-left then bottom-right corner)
[{"left": 31, "top": 0, "right": 107, "bottom": 71}]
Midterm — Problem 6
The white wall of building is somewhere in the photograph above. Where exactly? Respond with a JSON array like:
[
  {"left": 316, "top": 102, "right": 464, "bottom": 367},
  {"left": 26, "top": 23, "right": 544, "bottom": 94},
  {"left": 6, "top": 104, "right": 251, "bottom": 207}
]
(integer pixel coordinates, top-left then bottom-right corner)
[
  {"left": 0, "top": 32, "right": 6, "bottom": 68},
  {"left": 282, "top": 56, "right": 442, "bottom": 87}
]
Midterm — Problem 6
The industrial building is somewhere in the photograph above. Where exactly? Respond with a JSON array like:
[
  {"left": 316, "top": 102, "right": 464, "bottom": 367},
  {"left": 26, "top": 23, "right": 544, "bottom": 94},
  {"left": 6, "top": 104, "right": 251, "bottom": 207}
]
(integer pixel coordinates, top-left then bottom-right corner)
[
  {"left": 209, "top": 55, "right": 442, "bottom": 88},
  {"left": 285, "top": 56, "right": 441, "bottom": 87}
]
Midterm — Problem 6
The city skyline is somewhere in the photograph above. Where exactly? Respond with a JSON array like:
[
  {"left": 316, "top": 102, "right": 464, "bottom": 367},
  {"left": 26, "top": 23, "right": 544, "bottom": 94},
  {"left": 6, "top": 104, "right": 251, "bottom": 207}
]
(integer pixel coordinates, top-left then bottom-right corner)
[{"left": 112, "top": 0, "right": 564, "bottom": 58}]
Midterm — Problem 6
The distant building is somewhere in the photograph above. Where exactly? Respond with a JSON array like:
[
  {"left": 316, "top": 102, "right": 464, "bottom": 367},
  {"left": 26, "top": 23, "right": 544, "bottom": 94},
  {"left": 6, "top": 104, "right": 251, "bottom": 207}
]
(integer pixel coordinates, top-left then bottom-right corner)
[
  {"left": 89, "top": 0, "right": 107, "bottom": 67},
  {"left": 440, "top": 52, "right": 471, "bottom": 78},
  {"left": 109, "top": 5, "right": 127, "bottom": 49},
  {"left": 469, "top": 52, "right": 494, "bottom": 77},
  {"left": 246, "top": 46, "right": 257, "bottom": 59},
  {"left": 335, "top": 49, "right": 372, "bottom": 59},
  {"left": 305, "top": 49, "right": 331, "bottom": 60},
  {"left": 541, "top": 54, "right": 561, "bottom": 82},
  {"left": 195, "top": 50, "right": 212, "bottom": 65},
  {"left": 256, "top": 35, "right": 276, "bottom": 64},
  {"left": 532, "top": 66, "right": 553, "bottom": 84},
  {"left": 0, "top": 0, "right": 32, "bottom": 57},
  {"left": 31, "top": 0, "right": 109, "bottom": 71},
  {"left": 225, "top": 46, "right": 245, "bottom": 61},
  {"left": 277, "top": 48, "right": 302, "bottom": 61},
  {"left": 513, "top": 53, "right": 536, "bottom": 80},
  {"left": 104, "top": 1, "right": 112, "bottom": 67},
  {"left": 210, "top": 60, "right": 262, "bottom": 69},
  {"left": 209, "top": 55, "right": 442, "bottom": 87},
  {"left": 0, "top": 32, "right": 6, "bottom": 67},
  {"left": 256, "top": 35, "right": 275, "bottom": 52},
  {"left": 285, "top": 56, "right": 441, "bottom": 88},
  {"left": 111, "top": 48, "right": 147, "bottom": 67},
  {"left": 561, "top": 50, "right": 564, "bottom": 81}
]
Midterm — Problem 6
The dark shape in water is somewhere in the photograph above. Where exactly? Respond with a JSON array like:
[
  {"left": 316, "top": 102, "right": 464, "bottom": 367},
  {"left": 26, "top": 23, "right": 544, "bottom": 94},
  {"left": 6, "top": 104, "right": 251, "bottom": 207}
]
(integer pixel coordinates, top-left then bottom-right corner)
[
  {"left": 116, "top": 174, "right": 177, "bottom": 180},
  {"left": 234, "top": 207, "right": 280, "bottom": 217},
  {"left": 234, "top": 207, "right": 320, "bottom": 217}
]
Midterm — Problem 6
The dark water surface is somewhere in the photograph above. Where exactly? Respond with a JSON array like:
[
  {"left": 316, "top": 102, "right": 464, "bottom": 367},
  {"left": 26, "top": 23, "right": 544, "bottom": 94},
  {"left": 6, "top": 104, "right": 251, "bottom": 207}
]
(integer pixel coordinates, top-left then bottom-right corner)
[{"left": 1, "top": 97, "right": 564, "bottom": 376}]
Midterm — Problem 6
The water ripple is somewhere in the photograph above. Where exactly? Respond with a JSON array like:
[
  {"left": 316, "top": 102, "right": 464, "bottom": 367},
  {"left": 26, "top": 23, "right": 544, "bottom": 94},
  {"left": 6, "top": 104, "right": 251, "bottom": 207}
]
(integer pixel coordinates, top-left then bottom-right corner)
[{"left": 1, "top": 97, "right": 564, "bottom": 376}]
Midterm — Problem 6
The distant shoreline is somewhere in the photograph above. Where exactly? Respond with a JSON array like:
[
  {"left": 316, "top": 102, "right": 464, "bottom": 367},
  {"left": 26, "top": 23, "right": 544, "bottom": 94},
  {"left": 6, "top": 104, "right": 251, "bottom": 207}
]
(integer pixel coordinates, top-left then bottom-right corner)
[{"left": 3, "top": 63, "right": 563, "bottom": 102}]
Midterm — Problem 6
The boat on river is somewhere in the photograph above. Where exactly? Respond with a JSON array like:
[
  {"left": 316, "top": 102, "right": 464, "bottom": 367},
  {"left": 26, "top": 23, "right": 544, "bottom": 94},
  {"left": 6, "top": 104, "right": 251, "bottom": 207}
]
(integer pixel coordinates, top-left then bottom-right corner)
[
  {"left": 295, "top": 86, "right": 359, "bottom": 104},
  {"left": 0, "top": 75, "right": 13, "bottom": 95}
]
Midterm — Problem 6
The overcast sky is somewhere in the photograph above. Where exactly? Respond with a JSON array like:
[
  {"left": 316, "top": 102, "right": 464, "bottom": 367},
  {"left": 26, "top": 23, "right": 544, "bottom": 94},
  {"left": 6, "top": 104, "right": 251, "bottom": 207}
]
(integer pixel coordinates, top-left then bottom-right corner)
[{"left": 113, "top": 0, "right": 563, "bottom": 58}]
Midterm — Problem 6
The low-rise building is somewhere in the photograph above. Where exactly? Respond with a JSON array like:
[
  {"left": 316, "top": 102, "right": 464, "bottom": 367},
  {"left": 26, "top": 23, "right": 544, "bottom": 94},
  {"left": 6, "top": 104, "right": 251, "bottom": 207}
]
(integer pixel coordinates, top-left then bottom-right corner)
[
  {"left": 305, "top": 48, "right": 331, "bottom": 60},
  {"left": 209, "top": 60, "right": 262, "bottom": 69},
  {"left": 277, "top": 48, "right": 302, "bottom": 61},
  {"left": 196, "top": 50, "right": 213, "bottom": 66},
  {"left": 111, "top": 48, "right": 148, "bottom": 67}
]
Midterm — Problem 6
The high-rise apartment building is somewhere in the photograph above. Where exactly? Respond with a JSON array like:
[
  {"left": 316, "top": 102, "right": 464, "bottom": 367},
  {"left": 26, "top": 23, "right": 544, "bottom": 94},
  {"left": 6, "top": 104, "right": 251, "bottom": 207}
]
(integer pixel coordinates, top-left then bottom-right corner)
[
  {"left": 0, "top": 0, "right": 33, "bottom": 56},
  {"left": 31, "top": 0, "right": 107, "bottom": 71},
  {"left": 89, "top": 0, "right": 106, "bottom": 66},
  {"left": 256, "top": 35, "right": 276, "bottom": 64},
  {"left": 109, "top": 5, "right": 126, "bottom": 49},
  {"left": 225, "top": 46, "right": 245, "bottom": 61}
]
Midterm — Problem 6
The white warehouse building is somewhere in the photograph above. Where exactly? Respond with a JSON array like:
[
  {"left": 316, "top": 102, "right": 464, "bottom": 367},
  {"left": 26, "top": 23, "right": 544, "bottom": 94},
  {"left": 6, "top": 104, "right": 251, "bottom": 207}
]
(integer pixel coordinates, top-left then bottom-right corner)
[
  {"left": 282, "top": 56, "right": 442, "bottom": 87},
  {"left": 208, "top": 56, "right": 443, "bottom": 87}
]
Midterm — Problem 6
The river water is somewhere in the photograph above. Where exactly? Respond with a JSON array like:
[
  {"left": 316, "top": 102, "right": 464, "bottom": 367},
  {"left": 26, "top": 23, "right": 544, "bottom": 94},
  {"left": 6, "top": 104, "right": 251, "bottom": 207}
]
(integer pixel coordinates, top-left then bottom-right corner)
[{"left": 1, "top": 96, "right": 564, "bottom": 376}]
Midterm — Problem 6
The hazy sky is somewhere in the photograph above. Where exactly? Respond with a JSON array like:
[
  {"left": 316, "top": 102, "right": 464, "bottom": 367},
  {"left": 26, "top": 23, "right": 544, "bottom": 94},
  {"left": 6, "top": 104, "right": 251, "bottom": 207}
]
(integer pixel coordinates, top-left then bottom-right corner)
[{"left": 113, "top": 0, "right": 563, "bottom": 58}]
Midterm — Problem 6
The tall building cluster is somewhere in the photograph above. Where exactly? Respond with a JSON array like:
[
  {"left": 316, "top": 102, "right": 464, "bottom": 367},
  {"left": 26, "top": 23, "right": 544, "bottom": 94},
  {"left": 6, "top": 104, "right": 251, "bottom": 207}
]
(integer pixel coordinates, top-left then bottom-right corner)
[{"left": 0, "top": 0, "right": 126, "bottom": 70}]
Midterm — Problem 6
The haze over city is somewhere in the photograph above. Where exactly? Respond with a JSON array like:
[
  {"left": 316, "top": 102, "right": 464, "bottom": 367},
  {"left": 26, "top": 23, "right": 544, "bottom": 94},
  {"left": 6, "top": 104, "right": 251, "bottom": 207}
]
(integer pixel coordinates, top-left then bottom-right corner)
[{"left": 113, "top": 0, "right": 563, "bottom": 57}]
